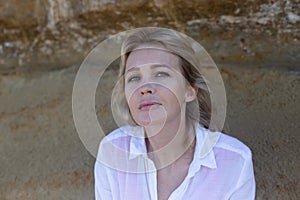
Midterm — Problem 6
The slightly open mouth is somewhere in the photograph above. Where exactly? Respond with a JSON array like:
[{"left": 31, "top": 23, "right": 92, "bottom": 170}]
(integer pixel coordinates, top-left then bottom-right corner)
[{"left": 139, "top": 103, "right": 162, "bottom": 111}]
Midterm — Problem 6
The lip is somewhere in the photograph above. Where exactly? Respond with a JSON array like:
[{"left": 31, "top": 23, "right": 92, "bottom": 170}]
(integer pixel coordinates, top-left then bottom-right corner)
[{"left": 138, "top": 101, "right": 162, "bottom": 110}]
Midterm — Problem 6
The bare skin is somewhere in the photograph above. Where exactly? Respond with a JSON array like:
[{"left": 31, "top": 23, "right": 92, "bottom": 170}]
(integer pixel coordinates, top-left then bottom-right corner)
[
  {"left": 145, "top": 122, "right": 196, "bottom": 200},
  {"left": 125, "top": 46, "right": 198, "bottom": 199},
  {"left": 156, "top": 140, "right": 195, "bottom": 200}
]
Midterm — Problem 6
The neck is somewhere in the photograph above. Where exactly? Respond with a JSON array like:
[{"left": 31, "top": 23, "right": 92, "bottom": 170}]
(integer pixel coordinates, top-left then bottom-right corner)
[{"left": 144, "top": 116, "right": 196, "bottom": 169}]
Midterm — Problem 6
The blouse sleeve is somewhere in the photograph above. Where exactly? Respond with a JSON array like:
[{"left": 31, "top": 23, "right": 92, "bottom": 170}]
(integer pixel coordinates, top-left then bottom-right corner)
[
  {"left": 229, "top": 149, "right": 256, "bottom": 200},
  {"left": 94, "top": 159, "right": 113, "bottom": 200}
]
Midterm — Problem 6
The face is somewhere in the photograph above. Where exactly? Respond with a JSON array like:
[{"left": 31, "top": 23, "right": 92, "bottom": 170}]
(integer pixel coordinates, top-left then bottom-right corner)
[{"left": 124, "top": 46, "right": 196, "bottom": 128}]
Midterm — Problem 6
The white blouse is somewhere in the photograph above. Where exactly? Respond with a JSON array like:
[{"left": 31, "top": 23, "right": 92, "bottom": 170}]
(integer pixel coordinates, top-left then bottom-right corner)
[{"left": 94, "top": 124, "right": 256, "bottom": 200}]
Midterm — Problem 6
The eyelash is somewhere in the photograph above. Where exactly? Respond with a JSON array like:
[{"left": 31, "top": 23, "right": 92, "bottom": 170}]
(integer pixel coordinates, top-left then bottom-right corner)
[
  {"left": 156, "top": 71, "right": 170, "bottom": 77},
  {"left": 127, "top": 76, "right": 140, "bottom": 82},
  {"left": 127, "top": 71, "right": 170, "bottom": 83}
]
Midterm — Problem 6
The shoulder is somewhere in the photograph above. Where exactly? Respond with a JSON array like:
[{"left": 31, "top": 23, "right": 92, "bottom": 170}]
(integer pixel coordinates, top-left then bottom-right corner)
[
  {"left": 96, "top": 126, "right": 133, "bottom": 166},
  {"left": 207, "top": 131, "right": 253, "bottom": 170},
  {"left": 96, "top": 126, "right": 147, "bottom": 172},
  {"left": 99, "top": 125, "right": 144, "bottom": 152},
  {"left": 195, "top": 126, "right": 255, "bottom": 195},
  {"left": 197, "top": 125, "right": 252, "bottom": 162},
  {"left": 203, "top": 129, "right": 255, "bottom": 177},
  {"left": 102, "top": 125, "right": 140, "bottom": 143},
  {"left": 100, "top": 126, "right": 132, "bottom": 149},
  {"left": 103, "top": 125, "right": 131, "bottom": 140},
  {"left": 213, "top": 133, "right": 256, "bottom": 194},
  {"left": 215, "top": 133, "right": 252, "bottom": 159}
]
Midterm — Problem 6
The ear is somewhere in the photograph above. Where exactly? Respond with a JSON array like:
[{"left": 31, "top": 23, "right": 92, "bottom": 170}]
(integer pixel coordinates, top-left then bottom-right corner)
[{"left": 185, "top": 85, "right": 198, "bottom": 102}]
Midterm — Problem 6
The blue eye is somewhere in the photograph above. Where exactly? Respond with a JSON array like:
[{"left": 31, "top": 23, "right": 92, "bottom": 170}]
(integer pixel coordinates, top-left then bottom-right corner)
[
  {"left": 127, "top": 76, "right": 140, "bottom": 82},
  {"left": 156, "top": 72, "right": 169, "bottom": 77}
]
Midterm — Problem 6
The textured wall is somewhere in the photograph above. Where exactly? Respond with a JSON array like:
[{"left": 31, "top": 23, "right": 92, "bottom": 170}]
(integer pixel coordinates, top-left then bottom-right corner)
[
  {"left": 0, "top": 0, "right": 299, "bottom": 199},
  {"left": 1, "top": 66, "right": 299, "bottom": 199},
  {"left": 0, "top": 0, "right": 299, "bottom": 72}
]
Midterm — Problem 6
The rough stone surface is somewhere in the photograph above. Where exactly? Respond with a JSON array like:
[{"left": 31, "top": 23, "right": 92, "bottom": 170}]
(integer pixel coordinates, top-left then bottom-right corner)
[
  {"left": 220, "top": 66, "right": 300, "bottom": 199},
  {"left": 0, "top": 65, "right": 299, "bottom": 199},
  {"left": 0, "top": 0, "right": 299, "bottom": 72},
  {"left": 0, "top": 68, "right": 95, "bottom": 199},
  {"left": 0, "top": 0, "right": 300, "bottom": 199}
]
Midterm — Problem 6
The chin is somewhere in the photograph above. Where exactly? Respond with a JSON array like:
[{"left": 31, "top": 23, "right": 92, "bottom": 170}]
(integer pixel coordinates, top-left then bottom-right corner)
[{"left": 134, "top": 115, "right": 166, "bottom": 128}]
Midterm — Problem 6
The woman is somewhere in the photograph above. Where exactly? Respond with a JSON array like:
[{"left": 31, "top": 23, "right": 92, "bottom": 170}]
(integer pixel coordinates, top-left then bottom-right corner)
[{"left": 94, "top": 28, "right": 256, "bottom": 200}]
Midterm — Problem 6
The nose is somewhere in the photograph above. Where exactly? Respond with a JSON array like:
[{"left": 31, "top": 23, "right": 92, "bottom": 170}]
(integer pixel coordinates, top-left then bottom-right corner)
[{"left": 139, "top": 84, "right": 155, "bottom": 95}]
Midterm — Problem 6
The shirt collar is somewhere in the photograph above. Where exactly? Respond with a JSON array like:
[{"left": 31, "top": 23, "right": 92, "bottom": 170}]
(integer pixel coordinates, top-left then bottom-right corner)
[
  {"left": 193, "top": 123, "right": 220, "bottom": 169},
  {"left": 128, "top": 124, "right": 220, "bottom": 169},
  {"left": 127, "top": 126, "right": 147, "bottom": 160}
]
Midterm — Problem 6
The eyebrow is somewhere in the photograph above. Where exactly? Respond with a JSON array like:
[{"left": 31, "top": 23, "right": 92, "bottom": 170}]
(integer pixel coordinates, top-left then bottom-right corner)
[{"left": 125, "top": 64, "right": 175, "bottom": 74}]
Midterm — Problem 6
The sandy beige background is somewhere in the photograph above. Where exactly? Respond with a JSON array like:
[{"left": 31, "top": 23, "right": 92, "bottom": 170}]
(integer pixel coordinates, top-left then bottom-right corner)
[{"left": 0, "top": 0, "right": 299, "bottom": 199}]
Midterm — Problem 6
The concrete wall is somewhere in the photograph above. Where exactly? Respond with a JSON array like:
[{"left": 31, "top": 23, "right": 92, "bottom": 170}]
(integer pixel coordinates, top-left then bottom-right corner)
[{"left": 0, "top": 0, "right": 299, "bottom": 199}]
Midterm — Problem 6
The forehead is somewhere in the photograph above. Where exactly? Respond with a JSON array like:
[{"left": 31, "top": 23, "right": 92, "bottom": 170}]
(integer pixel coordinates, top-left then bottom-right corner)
[{"left": 125, "top": 47, "right": 181, "bottom": 72}]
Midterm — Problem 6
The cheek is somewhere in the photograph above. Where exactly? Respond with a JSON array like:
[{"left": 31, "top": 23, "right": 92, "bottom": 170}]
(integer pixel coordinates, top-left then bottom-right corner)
[
  {"left": 124, "top": 87, "right": 138, "bottom": 108},
  {"left": 124, "top": 83, "right": 133, "bottom": 99},
  {"left": 163, "top": 84, "right": 187, "bottom": 101}
]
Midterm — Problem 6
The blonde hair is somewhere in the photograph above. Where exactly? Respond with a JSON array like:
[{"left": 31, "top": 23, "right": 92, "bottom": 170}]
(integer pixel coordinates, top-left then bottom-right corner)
[{"left": 112, "top": 28, "right": 211, "bottom": 129}]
